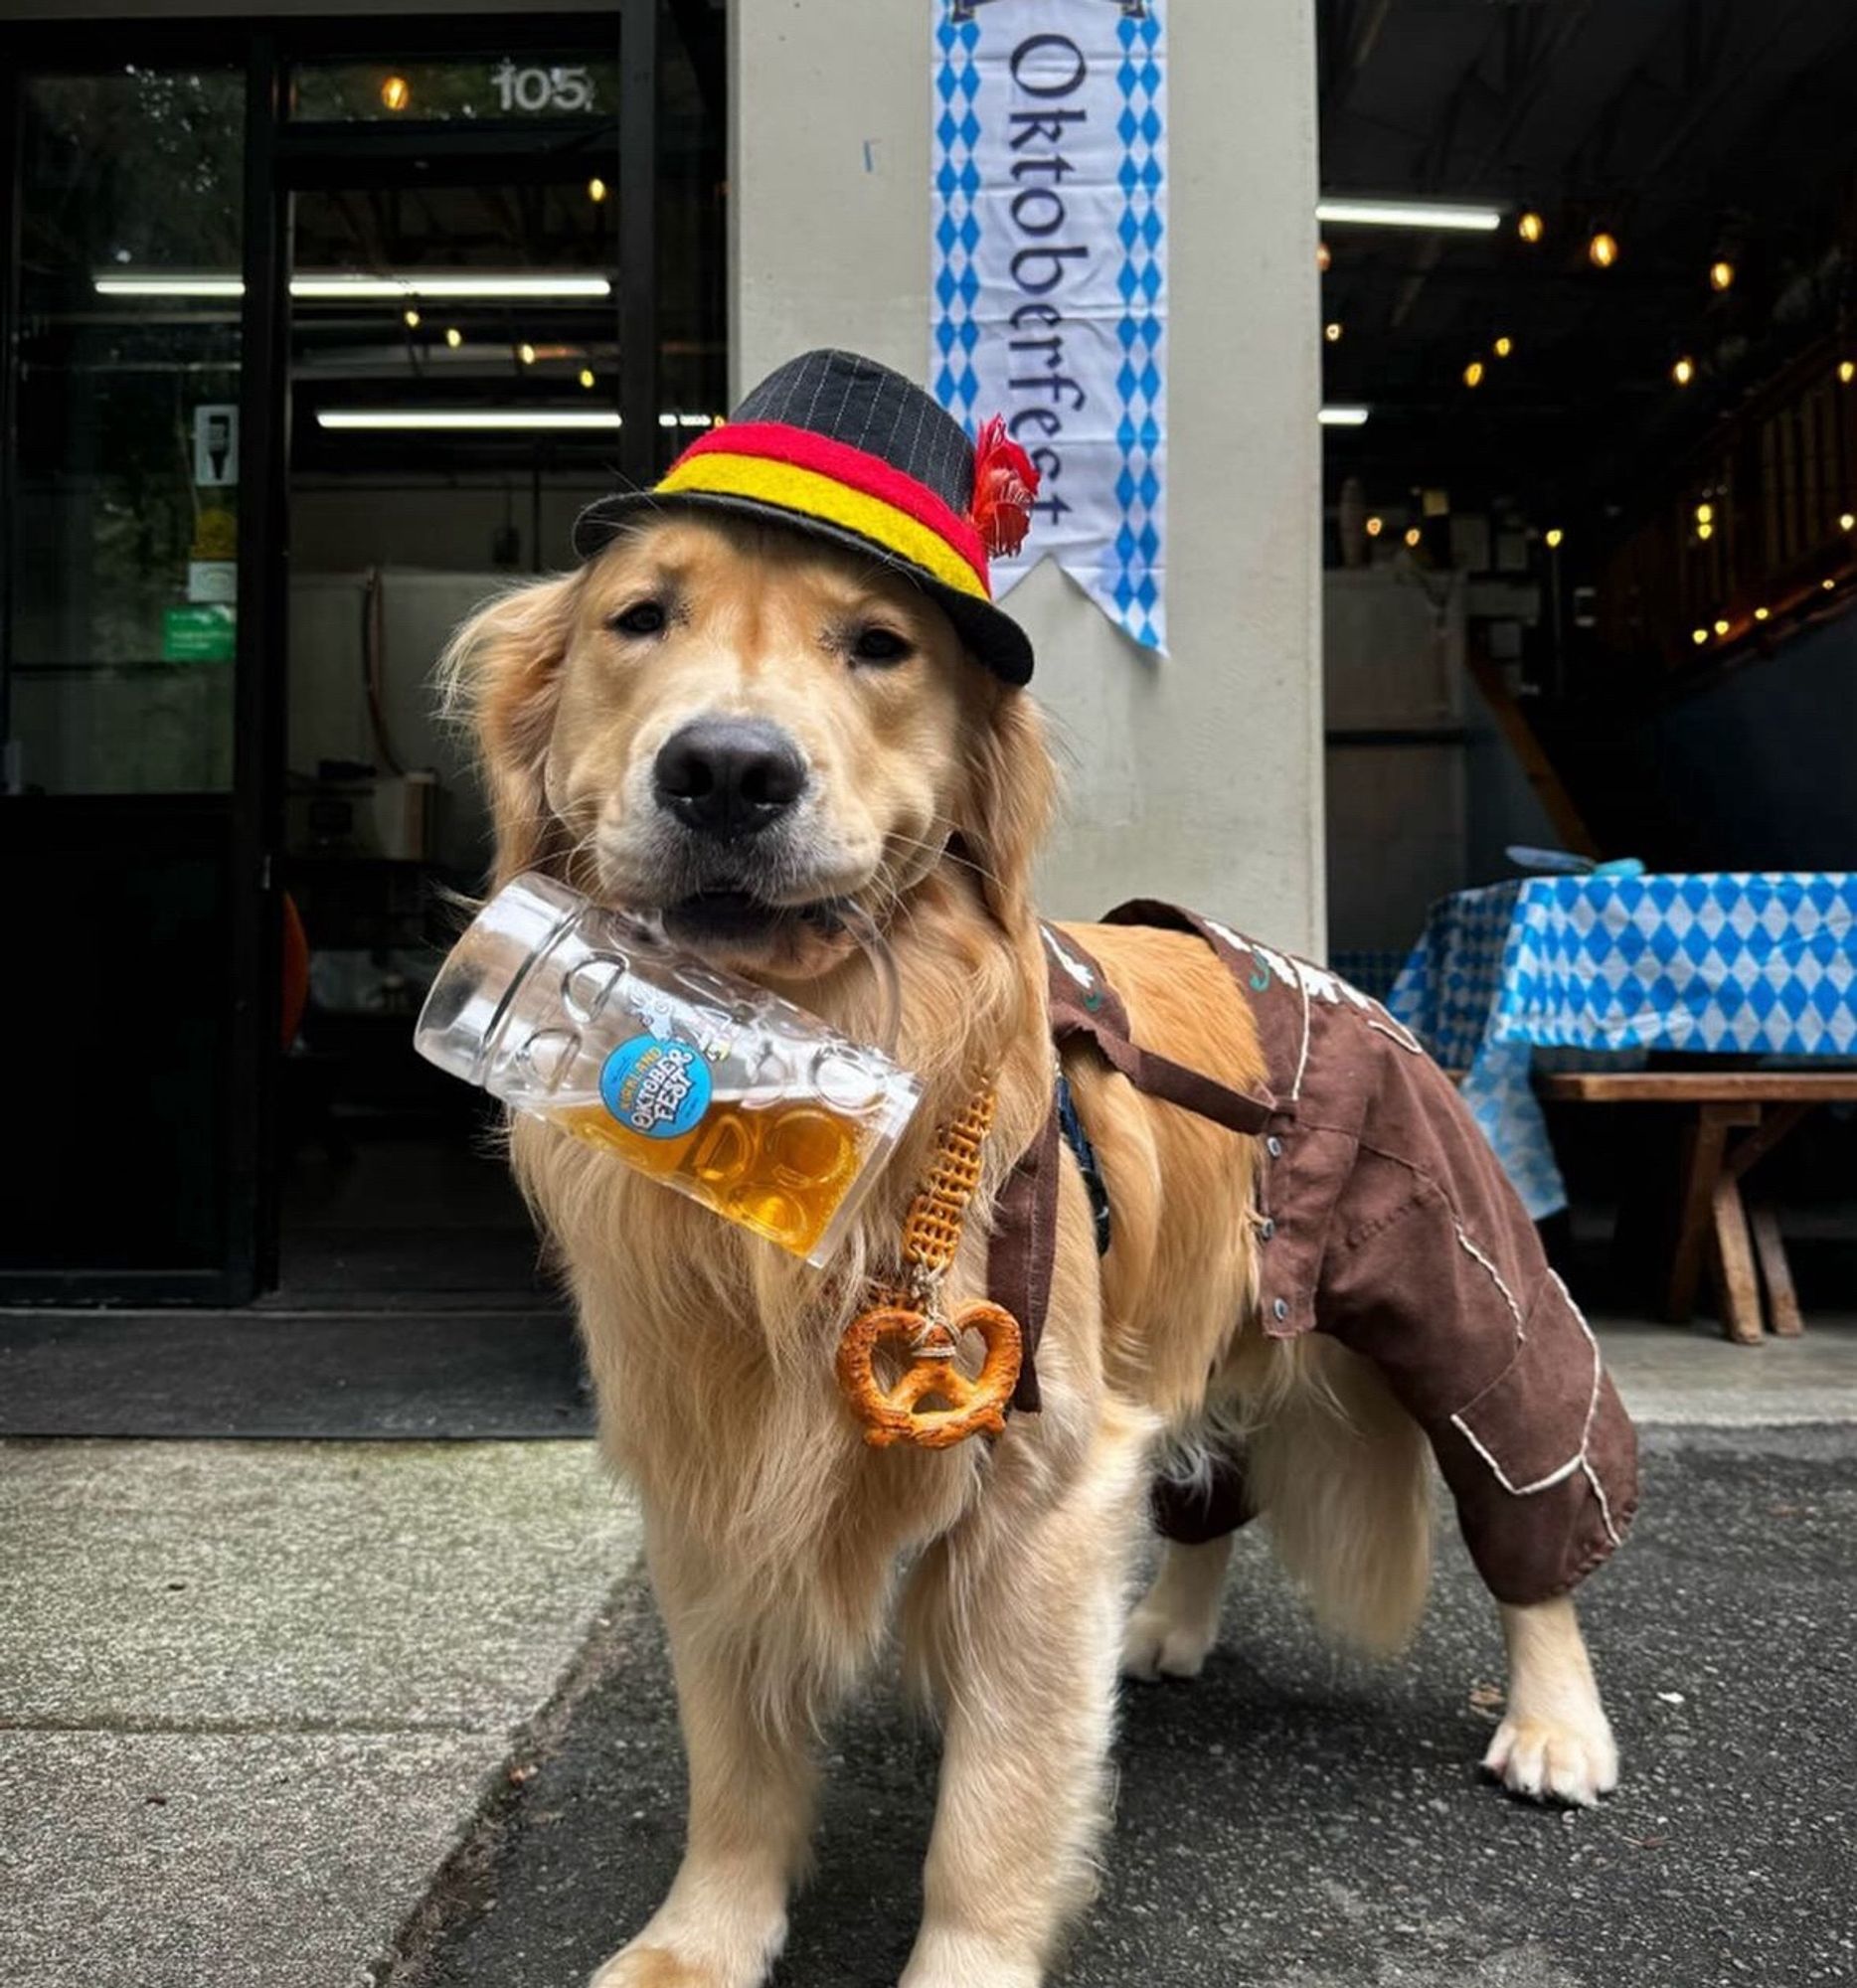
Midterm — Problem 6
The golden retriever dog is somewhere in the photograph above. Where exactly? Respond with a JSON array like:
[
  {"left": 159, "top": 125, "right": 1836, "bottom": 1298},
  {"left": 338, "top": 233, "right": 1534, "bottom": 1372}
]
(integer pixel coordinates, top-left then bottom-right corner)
[{"left": 443, "top": 509, "right": 1620, "bottom": 1988}]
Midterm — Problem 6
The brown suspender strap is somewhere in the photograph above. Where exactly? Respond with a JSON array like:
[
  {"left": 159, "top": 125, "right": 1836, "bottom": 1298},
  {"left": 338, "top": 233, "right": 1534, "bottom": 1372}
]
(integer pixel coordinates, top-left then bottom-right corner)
[
  {"left": 988, "top": 1098, "right": 1060, "bottom": 1413},
  {"left": 1046, "top": 916, "right": 1276, "bottom": 1138},
  {"left": 1050, "top": 1009, "right": 1275, "bottom": 1138},
  {"left": 988, "top": 915, "right": 1280, "bottom": 1413}
]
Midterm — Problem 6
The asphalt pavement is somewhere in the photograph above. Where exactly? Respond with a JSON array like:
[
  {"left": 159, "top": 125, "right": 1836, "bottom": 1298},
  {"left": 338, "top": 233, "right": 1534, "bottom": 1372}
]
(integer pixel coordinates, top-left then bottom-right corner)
[{"left": 385, "top": 1425, "right": 1857, "bottom": 1988}]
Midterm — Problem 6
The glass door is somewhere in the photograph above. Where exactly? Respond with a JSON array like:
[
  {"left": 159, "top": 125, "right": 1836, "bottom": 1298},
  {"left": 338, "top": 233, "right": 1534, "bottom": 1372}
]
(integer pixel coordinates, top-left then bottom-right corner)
[
  {"left": 0, "top": 48, "right": 277, "bottom": 1301},
  {"left": 265, "top": 12, "right": 725, "bottom": 1304},
  {"left": 0, "top": 9, "right": 724, "bottom": 1306}
]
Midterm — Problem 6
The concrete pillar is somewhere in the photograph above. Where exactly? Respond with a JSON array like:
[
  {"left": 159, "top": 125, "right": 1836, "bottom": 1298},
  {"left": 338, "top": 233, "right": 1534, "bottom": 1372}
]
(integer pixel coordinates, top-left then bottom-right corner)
[{"left": 733, "top": 0, "right": 1324, "bottom": 954}]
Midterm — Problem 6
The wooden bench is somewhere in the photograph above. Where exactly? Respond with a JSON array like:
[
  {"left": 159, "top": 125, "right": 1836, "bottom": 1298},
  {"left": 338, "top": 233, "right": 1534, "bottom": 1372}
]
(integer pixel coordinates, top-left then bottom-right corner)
[{"left": 1537, "top": 1072, "right": 1857, "bottom": 1344}]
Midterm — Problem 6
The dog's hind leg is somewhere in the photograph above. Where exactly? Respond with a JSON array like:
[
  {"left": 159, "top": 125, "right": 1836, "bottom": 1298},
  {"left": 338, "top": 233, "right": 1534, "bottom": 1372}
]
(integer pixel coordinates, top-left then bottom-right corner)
[
  {"left": 897, "top": 1400, "right": 1152, "bottom": 1988},
  {"left": 1120, "top": 1534, "right": 1234, "bottom": 1680},
  {"left": 1484, "top": 1594, "right": 1618, "bottom": 1807}
]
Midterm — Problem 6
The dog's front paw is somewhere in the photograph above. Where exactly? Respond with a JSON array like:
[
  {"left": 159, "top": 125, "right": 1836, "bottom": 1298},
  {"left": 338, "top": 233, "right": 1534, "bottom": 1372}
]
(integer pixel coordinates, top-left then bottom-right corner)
[
  {"left": 1482, "top": 1709, "right": 1618, "bottom": 1807},
  {"left": 590, "top": 1946, "right": 714, "bottom": 1988},
  {"left": 591, "top": 1940, "right": 769, "bottom": 1988}
]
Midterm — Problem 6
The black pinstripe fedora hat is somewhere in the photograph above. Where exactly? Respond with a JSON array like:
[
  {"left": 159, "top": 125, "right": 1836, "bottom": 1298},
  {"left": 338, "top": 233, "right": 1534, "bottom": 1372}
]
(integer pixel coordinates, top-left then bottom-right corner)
[{"left": 573, "top": 348, "right": 1041, "bottom": 685}]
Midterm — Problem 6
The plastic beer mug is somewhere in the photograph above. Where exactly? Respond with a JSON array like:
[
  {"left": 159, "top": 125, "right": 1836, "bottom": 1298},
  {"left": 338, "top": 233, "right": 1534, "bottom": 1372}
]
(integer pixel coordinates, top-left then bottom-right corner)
[{"left": 413, "top": 874, "right": 920, "bottom": 1265}]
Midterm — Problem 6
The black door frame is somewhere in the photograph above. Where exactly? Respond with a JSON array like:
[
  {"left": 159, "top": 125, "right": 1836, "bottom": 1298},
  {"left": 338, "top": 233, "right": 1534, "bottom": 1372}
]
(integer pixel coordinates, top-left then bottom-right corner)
[{"left": 0, "top": 7, "right": 666, "bottom": 1305}]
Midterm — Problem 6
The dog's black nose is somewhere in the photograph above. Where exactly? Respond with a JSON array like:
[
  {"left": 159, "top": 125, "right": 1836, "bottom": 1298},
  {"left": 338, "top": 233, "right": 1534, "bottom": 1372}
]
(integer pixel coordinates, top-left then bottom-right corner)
[{"left": 653, "top": 718, "right": 808, "bottom": 839}]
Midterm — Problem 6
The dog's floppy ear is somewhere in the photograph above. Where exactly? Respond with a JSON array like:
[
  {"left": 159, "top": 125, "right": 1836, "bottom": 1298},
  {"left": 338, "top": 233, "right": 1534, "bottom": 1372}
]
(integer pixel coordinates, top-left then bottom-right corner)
[
  {"left": 955, "top": 681, "right": 1059, "bottom": 932},
  {"left": 440, "top": 572, "right": 584, "bottom": 888}
]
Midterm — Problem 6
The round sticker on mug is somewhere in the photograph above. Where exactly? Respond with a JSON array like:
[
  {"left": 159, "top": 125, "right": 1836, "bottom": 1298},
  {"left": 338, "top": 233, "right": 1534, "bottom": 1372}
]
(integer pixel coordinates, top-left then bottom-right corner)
[{"left": 599, "top": 1036, "right": 712, "bottom": 1139}]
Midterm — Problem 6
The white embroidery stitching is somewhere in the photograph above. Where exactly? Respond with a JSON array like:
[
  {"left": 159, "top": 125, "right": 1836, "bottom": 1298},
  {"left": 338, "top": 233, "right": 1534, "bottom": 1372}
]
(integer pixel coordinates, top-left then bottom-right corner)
[
  {"left": 1455, "top": 1224, "right": 1525, "bottom": 1337},
  {"left": 1450, "top": 1270, "right": 1620, "bottom": 1546}
]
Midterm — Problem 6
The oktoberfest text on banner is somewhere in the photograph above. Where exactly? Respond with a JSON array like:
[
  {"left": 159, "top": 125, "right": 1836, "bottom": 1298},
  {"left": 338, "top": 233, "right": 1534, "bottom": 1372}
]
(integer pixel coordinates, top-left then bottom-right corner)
[{"left": 931, "top": 0, "right": 1168, "bottom": 652}]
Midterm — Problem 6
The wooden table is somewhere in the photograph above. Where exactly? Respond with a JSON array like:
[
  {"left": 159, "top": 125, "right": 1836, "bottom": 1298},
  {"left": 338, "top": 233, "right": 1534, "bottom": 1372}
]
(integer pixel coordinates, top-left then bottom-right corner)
[{"left": 1538, "top": 1072, "right": 1857, "bottom": 1344}]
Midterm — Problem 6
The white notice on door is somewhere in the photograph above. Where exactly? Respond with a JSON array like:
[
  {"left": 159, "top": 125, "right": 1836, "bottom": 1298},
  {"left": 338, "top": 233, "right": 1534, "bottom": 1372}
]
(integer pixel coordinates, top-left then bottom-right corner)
[{"left": 193, "top": 403, "right": 239, "bottom": 487}]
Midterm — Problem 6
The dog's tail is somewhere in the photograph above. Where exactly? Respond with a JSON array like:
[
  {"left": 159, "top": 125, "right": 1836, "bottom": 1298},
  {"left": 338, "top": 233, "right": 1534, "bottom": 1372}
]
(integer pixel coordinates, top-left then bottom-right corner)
[{"left": 1245, "top": 1335, "right": 1434, "bottom": 1657}]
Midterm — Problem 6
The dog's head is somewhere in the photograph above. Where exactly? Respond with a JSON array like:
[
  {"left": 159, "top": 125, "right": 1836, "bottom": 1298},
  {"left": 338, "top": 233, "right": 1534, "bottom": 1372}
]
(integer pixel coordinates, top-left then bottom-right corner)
[{"left": 444, "top": 511, "right": 1055, "bottom": 973}]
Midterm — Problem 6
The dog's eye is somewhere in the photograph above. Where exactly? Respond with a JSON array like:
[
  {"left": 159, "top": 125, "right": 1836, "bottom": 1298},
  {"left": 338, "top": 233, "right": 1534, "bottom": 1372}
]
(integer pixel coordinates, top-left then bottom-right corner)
[
  {"left": 850, "top": 626, "right": 913, "bottom": 668},
  {"left": 610, "top": 600, "right": 667, "bottom": 638}
]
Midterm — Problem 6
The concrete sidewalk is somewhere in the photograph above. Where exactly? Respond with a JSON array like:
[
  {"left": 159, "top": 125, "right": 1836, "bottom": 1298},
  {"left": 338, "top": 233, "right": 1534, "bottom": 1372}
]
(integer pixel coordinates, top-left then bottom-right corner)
[
  {"left": 0, "top": 1442, "right": 640, "bottom": 1988},
  {"left": 3, "top": 1319, "right": 1853, "bottom": 1988}
]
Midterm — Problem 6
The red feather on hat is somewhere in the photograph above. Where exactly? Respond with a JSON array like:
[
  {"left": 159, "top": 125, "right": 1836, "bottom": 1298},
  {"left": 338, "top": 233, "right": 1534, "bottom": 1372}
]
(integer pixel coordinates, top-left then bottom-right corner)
[{"left": 969, "top": 415, "right": 1041, "bottom": 559}]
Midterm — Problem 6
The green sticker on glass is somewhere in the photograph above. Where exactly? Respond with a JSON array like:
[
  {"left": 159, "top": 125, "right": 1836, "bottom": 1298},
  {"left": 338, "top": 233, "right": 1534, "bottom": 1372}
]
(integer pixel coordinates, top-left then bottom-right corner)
[{"left": 162, "top": 605, "right": 236, "bottom": 663}]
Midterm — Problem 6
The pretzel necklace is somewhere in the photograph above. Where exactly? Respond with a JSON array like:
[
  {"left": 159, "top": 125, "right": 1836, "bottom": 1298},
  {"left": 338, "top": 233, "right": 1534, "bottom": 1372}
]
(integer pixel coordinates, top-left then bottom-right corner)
[{"left": 836, "top": 1089, "right": 1023, "bottom": 1449}]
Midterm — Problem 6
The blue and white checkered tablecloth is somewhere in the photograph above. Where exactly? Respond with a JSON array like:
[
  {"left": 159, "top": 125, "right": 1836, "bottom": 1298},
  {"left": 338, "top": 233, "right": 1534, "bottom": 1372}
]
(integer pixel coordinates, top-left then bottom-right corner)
[{"left": 1386, "top": 874, "right": 1857, "bottom": 1218}]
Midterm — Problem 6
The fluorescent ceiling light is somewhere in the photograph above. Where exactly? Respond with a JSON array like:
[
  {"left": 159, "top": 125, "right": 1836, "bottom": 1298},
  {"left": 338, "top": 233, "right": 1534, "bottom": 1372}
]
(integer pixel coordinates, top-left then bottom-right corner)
[
  {"left": 317, "top": 409, "right": 622, "bottom": 431},
  {"left": 1316, "top": 199, "right": 1502, "bottom": 233},
  {"left": 293, "top": 273, "right": 612, "bottom": 299},
  {"left": 1318, "top": 405, "right": 1371, "bottom": 427},
  {"left": 95, "top": 272, "right": 612, "bottom": 300},
  {"left": 93, "top": 275, "right": 246, "bottom": 297}
]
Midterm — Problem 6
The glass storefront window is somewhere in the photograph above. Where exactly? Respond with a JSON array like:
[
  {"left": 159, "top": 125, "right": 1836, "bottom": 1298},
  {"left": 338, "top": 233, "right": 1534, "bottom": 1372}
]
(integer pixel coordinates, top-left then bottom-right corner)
[
  {"left": 10, "top": 67, "right": 244, "bottom": 795},
  {"left": 289, "top": 55, "right": 619, "bottom": 122}
]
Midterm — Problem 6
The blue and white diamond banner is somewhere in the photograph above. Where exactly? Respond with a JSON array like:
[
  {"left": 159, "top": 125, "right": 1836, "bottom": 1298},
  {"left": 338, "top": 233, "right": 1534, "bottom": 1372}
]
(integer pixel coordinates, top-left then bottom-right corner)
[{"left": 931, "top": 0, "right": 1167, "bottom": 652}]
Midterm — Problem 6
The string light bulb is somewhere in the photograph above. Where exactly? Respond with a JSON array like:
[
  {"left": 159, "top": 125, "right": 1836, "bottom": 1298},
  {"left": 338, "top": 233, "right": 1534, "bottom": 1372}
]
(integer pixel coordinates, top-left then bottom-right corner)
[
  {"left": 1324, "top": 321, "right": 1343, "bottom": 343},
  {"left": 1709, "top": 259, "right": 1735, "bottom": 292},
  {"left": 1493, "top": 335, "right": 1514, "bottom": 359},
  {"left": 1696, "top": 502, "right": 1714, "bottom": 525},
  {"left": 1316, "top": 240, "right": 1332, "bottom": 272},
  {"left": 588, "top": 177, "right": 608, "bottom": 204},
  {"left": 1824, "top": 579, "right": 1836, "bottom": 592},
  {"left": 1589, "top": 231, "right": 1619, "bottom": 268},
  {"left": 1691, "top": 627, "right": 1710, "bottom": 646},
  {"left": 1365, "top": 515, "right": 1385, "bottom": 538},
  {"left": 579, "top": 368, "right": 596, "bottom": 390},
  {"left": 1673, "top": 356, "right": 1696, "bottom": 387},
  {"left": 1754, "top": 606, "right": 1770, "bottom": 621},
  {"left": 1697, "top": 523, "right": 1714, "bottom": 541},
  {"left": 1404, "top": 526, "right": 1423, "bottom": 548},
  {"left": 1463, "top": 358, "right": 1486, "bottom": 389},
  {"left": 1842, "top": 512, "right": 1856, "bottom": 532},
  {"left": 1713, "top": 618, "right": 1730, "bottom": 636},
  {"left": 517, "top": 341, "right": 537, "bottom": 366},
  {"left": 1518, "top": 210, "right": 1545, "bottom": 245},
  {"left": 1841, "top": 361, "right": 1856, "bottom": 386},
  {"left": 1544, "top": 527, "right": 1564, "bottom": 549},
  {"left": 402, "top": 307, "right": 420, "bottom": 329},
  {"left": 380, "top": 74, "right": 411, "bottom": 111},
  {"left": 444, "top": 326, "right": 462, "bottom": 348}
]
